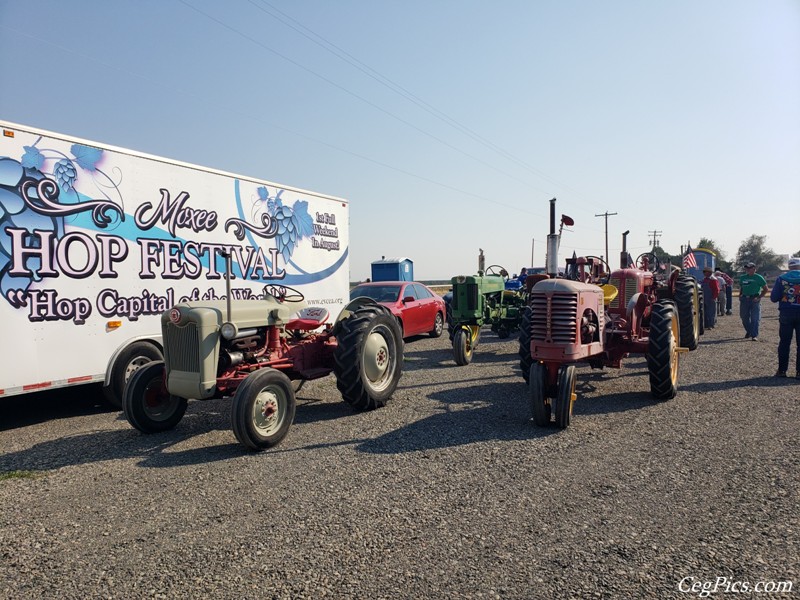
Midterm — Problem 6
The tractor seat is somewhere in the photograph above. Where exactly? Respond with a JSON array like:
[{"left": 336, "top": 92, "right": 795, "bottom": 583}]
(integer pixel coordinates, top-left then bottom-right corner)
[
  {"left": 600, "top": 284, "right": 619, "bottom": 306},
  {"left": 285, "top": 307, "right": 330, "bottom": 331}
]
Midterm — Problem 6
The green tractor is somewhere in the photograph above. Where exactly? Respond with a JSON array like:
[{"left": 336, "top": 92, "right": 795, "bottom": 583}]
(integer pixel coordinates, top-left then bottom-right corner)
[{"left": 447, "top": 265, "right": 527, "bottom": 365}]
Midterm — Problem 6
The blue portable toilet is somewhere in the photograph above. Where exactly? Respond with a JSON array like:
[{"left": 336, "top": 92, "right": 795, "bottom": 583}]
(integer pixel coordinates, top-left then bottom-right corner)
[
  {"left": 371, "top": 257, "right": 414, "bottom": 282},
  {"left": 686, "top": 248, "right": 716, "bottom": 281}
]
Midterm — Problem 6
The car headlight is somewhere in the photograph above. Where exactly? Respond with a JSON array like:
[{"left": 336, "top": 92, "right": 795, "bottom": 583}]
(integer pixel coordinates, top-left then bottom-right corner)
[{"left": 220, "top": 322, "right": 238, "bottom": 340}]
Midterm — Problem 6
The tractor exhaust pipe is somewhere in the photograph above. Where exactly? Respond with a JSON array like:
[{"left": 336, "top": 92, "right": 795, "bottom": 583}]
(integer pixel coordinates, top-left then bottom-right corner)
[
  {"left": 620, "top": 230, "right": 630, "bottom": 269},
  {"left": 546, "top": 198, "right": 559, "bottom": 277}
]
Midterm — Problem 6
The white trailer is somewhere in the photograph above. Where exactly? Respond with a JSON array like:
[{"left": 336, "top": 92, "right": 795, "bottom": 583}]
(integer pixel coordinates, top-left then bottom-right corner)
[{"left": 0, "top": 120, "right": 349, "bottom": 407}]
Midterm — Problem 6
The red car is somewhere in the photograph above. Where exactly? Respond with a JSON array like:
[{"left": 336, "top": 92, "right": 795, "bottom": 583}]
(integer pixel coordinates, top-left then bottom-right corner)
[{"left": 350, "top": 281, "right": 446, "bottom": 339}]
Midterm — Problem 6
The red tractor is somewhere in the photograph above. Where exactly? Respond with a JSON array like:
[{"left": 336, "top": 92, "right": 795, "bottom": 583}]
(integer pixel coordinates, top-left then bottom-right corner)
[
  {"left": 122, "top": 252, "right": 404, "bottom": 451},
  {"left": 518, "top": 201, "right": 699, "bottom": 428}
]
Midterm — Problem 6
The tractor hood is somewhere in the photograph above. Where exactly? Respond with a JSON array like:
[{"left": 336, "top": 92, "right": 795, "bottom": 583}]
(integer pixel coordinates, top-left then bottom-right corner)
[{"left": 163, "top": 298, "right": 308, "bottom": 329}]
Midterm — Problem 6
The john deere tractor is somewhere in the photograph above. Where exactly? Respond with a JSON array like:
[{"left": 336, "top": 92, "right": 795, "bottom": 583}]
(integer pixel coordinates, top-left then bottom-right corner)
[{"left": 447, "top": 264, "right": 527, "bottom": 365}]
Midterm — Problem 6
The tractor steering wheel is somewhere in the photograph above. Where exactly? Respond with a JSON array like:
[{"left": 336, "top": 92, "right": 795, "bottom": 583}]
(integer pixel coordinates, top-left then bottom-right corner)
[
  {"left": 585, "top": 255, "right": 611, "bottom": 282},
  {"left": 485, "top": 265, "right": 510, "bottom": 281},
  {"left": 635, "top": 252, "right": 660, "bottom": 273},
  {"left": 263, "top": 284, "right": 305, "bottom": 303}
]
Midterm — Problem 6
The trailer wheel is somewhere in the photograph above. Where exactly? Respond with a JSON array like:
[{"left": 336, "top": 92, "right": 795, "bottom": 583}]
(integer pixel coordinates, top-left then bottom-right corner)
[
  {"left": 554, "top": 365, "right": 577, "bottom": 429},
  {"left": 647, "top": 300, "right": 680, "bottom": 400},
  {"left": 335, "top": 305, "right": 403, "bottom": 410},
  {"left": 528, "top": 362, "right": 550, "bottom": 426},
  {"left": 453, "top": 326, "right": 478, "bottom": 366},
  {"left": 122, "top": 361, "right": 187, "bottom": 433},
  {"left": 429, "top": 312, "right": 444, "bottom": 338},
  {"left": 104, "top": 341, "right": 163, "bottom": 409},
  {"left": 497, "top": 325, "right": 510, "bottom": 339},
  {"left": 519, "top": 307, "right": 533, "bottom": 383},
  {"left": 674, "top": 275, "right": 699, "bottom": 350},
  {"left": 231, "top": 368, "right": 296, "bottom": 451}
]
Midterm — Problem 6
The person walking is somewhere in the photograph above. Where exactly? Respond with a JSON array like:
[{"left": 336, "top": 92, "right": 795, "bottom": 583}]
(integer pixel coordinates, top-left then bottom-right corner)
[
  {"left": 722, "top": 270, "right": 734, "bottom": 315},
  {"left": 714, "top": 269, "right": 727, "bottom": 316},
  {"left": 770, "top": 256, "right": 800, "bottom": 378},
  {"left": 701, "top": 266, "right": 720, "bottom": 329},
  {"left": 738, "top": 261, "right": 769, "bottom": 341}
]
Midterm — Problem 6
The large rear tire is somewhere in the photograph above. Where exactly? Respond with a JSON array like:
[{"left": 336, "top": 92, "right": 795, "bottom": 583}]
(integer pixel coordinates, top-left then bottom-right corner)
[
  {"left": 674, "top": 275, "right": 699, "bottom": 350},
  {"left": 528, "top": 362, "right": 550, "bottom": 426},
  {"left": 122, "top": 361, "right": 188, "bottom": 433},
  {"left": 554, "top": 365, "right": 577, "bottom": 429},
  {"left": 231, "top": 368, "right": 296, "bottom": 451},
  {"left": 334, "top": 305, "right": 403, "bottom": 410},
  {"left": 519, "top": 306, "right": 533, "bottom": 383},
  {"left": 697, "top": 288, "right": 705, "bottom": 336},
  {"left": 647, "top": 300, "right": 680, "bottom": 400}
]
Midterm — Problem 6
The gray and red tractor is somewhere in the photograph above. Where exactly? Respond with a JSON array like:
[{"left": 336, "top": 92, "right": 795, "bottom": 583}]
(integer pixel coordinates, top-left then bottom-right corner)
[
  {"left": 518, "top": 201, "right": 700, "bottom": 428},
  {"left": 122, "top": 252, "right": 404, "bottom": 451}
]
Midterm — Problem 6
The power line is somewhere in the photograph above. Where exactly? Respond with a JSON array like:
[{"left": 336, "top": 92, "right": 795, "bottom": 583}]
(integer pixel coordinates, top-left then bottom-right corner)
[
  {"left": 595, "top": 211, "right": 617, "bottom": 262},
  {"left": 249, "top": 0, "right": 583, "bottom": 198}
]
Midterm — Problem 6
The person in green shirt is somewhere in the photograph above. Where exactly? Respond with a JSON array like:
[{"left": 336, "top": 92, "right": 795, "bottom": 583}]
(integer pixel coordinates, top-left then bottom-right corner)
[{"left": 738, "top": 262, "right": 769, "bottom": 341}]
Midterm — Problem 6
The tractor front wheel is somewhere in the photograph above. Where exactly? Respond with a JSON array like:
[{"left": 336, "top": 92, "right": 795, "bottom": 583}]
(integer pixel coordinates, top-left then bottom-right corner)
[
  {"left": 122, "top": 361, "right": 188, "bottom": 433},
  {"left": 554, "top": 365, "right": 577, "bottom": 429},
  {"left": 528, "top": 362, "right": 550, "bottom": 426},
  {"left": 647, "top": 300, "right": 680, "bottom": 400},
  {"left": 453, "top": 326, "right": 478, "bottom": 366},
  {"left": 334, "top": 305, "right": 403, "bottom": 410},
  {"left": 231, "top": 368, "right": 296, "bottom": 451}
]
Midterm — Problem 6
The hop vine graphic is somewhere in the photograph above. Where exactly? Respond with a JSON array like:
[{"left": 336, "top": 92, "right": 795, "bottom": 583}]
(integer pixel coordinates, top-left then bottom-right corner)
[
  {"left": 0, "top": 139, "right": 124, "bottom": 302},
  {"left": 254, "top": 186, "right": 314, "bottom": 262}
]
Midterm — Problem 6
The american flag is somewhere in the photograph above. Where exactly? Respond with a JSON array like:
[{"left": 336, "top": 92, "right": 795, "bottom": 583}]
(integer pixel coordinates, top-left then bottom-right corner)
[{"left": 683, "top": 246, "right": 697, "bottom": 269}]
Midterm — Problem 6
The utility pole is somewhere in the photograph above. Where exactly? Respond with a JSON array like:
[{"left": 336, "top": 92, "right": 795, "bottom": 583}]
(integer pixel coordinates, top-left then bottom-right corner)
[
  {"left": 648, "top": 229, "right": 663, "bottom": 249},
  {"left": 595, "top": 211, "right": 617, "bottom": 266}
]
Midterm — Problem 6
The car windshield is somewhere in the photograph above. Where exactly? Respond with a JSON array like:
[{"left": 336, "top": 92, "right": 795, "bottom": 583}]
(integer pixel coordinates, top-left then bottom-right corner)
[{"left": 350, "top": 285, "right": 401, "bottom": 303}]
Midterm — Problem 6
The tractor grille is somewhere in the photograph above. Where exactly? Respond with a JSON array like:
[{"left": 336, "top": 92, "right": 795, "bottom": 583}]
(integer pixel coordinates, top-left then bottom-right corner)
[
  {"left": 164, "top": 322, "right": 200, "bottom": 373},
  {"left": 453, "top": 283, "right": 479, "bottom": 312},
  {"left": 465, "top": 283, "right": 479, "bottom": 311},
  {"left": 608, "top": 276, "right": 638, "bottom": 309},
  {"left": 530, "top": 292, "right": 578, "bottom": 343}
]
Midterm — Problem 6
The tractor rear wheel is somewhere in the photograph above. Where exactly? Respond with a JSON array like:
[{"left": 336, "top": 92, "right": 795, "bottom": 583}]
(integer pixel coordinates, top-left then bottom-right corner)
[
  {"left": 231, "top": 368, "right": 296, "bottom": 451},
  {"left": 674, "top": 275, "right": 699, "bottom": 350},
  {"left": 554, "top": 365, "right": 577, "bottom": 429},
  {"left": 519, "top": 306, "right": 533, "bottom": 383},
  {"left": 697, "top": 289, "right": 705, "bottom": 336},
  {"left": 647, "top": 300, "right": 680, "bottom": 400},
  {"left": 334, "top": 305, "right": 403, "bottom": 410},
  {"left": 528, "top": 362, "right": 550, "bottom": 426},
  {"left": 453, "top": 327, "right": 478, "bottom": 366},
  {"left": 123, "top": 361, "right": 188, "bottom": 433}
]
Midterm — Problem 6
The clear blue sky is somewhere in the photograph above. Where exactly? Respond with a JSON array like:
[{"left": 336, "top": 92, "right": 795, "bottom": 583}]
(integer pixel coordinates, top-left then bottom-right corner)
[{"left": 1, "top": 0, "right": 798, "bottom": 280}]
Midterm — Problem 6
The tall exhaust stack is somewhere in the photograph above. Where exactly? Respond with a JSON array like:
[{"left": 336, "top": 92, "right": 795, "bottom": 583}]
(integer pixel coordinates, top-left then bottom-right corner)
[{"left": 546, "top": 198, "right": 559, "bottom": 277}]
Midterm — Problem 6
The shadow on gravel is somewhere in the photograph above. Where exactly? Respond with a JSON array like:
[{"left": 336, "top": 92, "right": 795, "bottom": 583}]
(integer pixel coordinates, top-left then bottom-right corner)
[
  {"left": 0, "top": 385, "right": 117, "bottom": 432},
  {"left": 356, "top": 381, "right": 558, "bottom": 454},
  {"left": 681, "top": 375, "right": 798, "bottom": 392},
  {"left": 0, "top": 421, "right": 245, "bottom": 472},
  {"left": 0, "top": 395, "right": 360, "bottom": 471}
]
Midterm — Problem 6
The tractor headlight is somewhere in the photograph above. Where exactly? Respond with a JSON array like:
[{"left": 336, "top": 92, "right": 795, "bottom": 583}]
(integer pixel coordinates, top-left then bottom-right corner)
[{"left": 220, "top": 322, "right": 238, "bottom": 340}]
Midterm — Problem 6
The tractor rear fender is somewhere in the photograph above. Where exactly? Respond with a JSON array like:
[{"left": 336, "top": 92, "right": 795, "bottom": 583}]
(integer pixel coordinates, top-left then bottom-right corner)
[
  {"left": 331, "top": 297, "right": 384, "bottom": 335},
  {"left": 626, "top": 292, "right": 650, "bottom": 337}
]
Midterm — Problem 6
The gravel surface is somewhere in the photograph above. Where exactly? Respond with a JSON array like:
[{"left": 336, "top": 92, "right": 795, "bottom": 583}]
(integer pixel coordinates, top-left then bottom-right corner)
[{"left": 1, "top": 300, "right": 798, "bottom": 599}]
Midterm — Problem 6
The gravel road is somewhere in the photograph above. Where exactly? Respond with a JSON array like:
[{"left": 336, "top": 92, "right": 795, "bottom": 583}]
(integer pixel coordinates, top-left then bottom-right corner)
[{"left": 1, "top": 300, "right": 798, "bottom": 599}]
